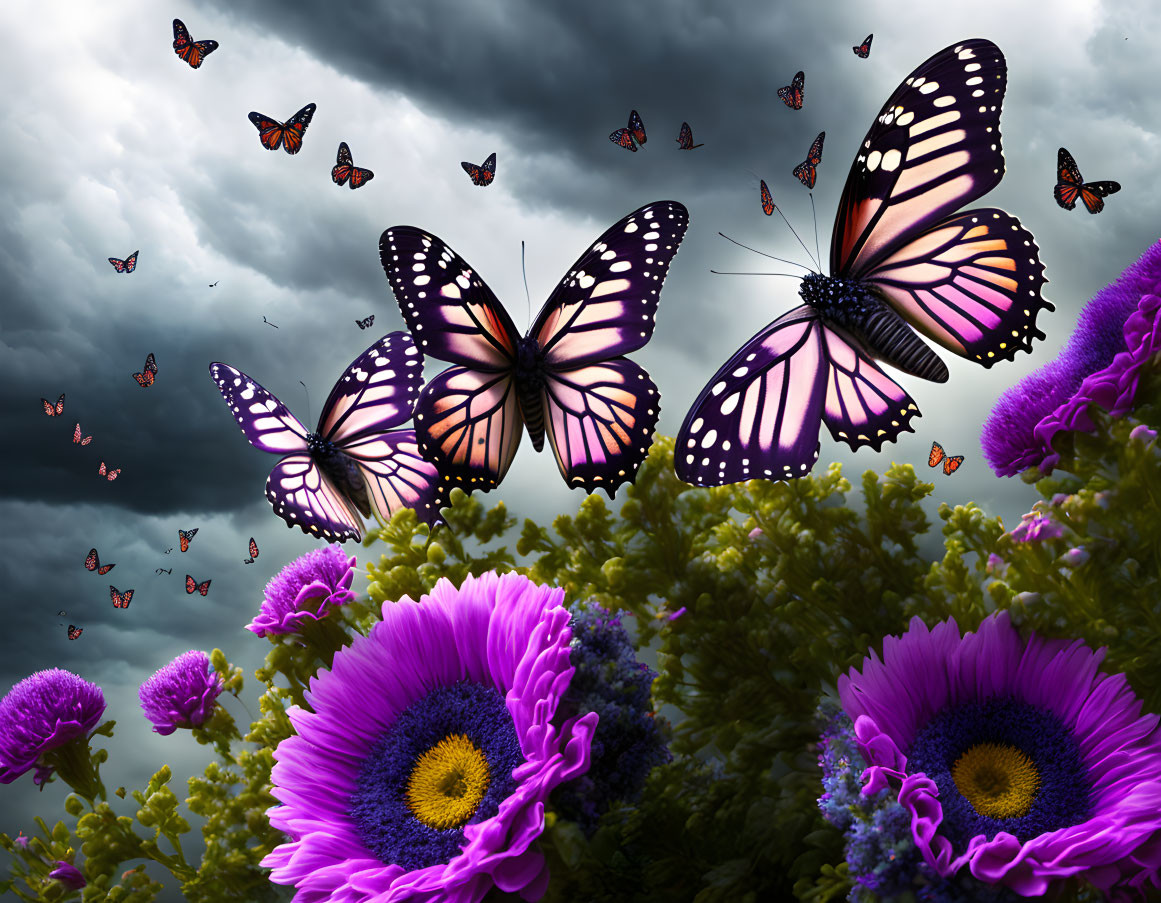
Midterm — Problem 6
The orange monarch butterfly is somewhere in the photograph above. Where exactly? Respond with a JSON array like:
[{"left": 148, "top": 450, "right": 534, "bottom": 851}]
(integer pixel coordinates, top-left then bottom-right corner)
[
  {"left": 85, "top": 548, "right": 115, "bottom": 575},
  {"left": 247, "top": 103, "right": 316, "bottom": 155},
  {"left": 777, "top": 71, "right": 805, "bottom": 110},
  {"left": 73, "top": 423, "right": 92, "bottom": 445},
  {"left": 99, "top": 461, "right": 120, "bottom": 480},
  {"left": 132, "top": 353, "right": 158, "bottom": 387},
  {"left": 244, "top": 537, "right": 259, "bottom": 564},
  {"left": 793, "top": 132, "right": 825, "bottom": 189},
  {"left": 108, "top": 251, "right": 138, "bottom": 273},
  {"left": 676, "top": 122, "right": 704, "bottom": 150},
  {"left": 853, "top": 34, "right": 873, "bottom": 58},
  {"left": 186, "top": 575, "right": 212, "bottom": 596},
  {"left": 172, "top": 19, "right": 218, "bottom": 69},
  {"left": 1054, "top": 147, "right": 1121, "bottom": 214},
  {"left": 760, "top": 180, "right": 775, "bottom": 216},
  {"left": 179, "top": 528, "right": 199, "bottom": 553},
  {"left": 460, "top": 152, "right": 496, "bottom": 186},
  {"left": 67, "top": 625, "right": 83, "bottom": 640},
  {"left": 332, "top": 142, "right": 374, "bottom": 189},
  {"left": 41, "top": 393, "right": 65, "bottom": 416},
  {"left": 928, "top": 441, "right": 964, "bottom": 475},
  {"left": 110, "top": 586, "right": 134, "bottom": 609},
  {"left": 609, "top": 110, "right": 647, "bottom": 151}
]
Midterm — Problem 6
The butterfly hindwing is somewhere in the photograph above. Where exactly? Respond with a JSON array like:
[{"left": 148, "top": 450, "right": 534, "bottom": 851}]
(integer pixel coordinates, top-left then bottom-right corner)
[{"left": 265, "top": 454, "right": 365, "bottom": 541}]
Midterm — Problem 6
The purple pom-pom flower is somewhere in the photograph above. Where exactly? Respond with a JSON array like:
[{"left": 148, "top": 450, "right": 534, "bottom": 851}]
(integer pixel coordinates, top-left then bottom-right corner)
[
  {"left": 839, "top": 612, "right": 1161, "bottom": 897},
  {"left": 262, "top": 571, "right": 598, "bottom": 902},
  {"left": 248, "top": 544, "right": 357, "bottom": 637},
  {"left": 1007, "top": 512, "right": 1066, "bottom": 544},
  {"left": 0, "top": 669, "right": 105, "bottom": 788},
  {"left": 138, "top": 651, "right": 224, "bottom": 735},
  {"left": 982, "top": 240, "right": 1161, "bottom": 477},
  {"left": 49, "top": 860, "right": 86, "bottom": 890}
]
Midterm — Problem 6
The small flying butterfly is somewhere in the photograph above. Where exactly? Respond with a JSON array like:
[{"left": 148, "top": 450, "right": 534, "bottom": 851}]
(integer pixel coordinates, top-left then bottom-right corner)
[
  {"left": 793, "top": 132, "right": 825, "bottom": 189},
  {"left": 676, "top": 122, "right": 704, "bottom": 150},
  {"left": 67, "top": 625, "right": 83, "bottom": 640},
  {"left": 853, "top": 34, "right": 873, "bottom": 58},
  {"left": 1054, "top": 147, "right": 1121, "bottom": 214},
  {"left": 355, "top": 315, "right": 375, "bottom": 330},
  {"left": 99, "top": 462, "right": 121, "bottom": 481},
  {"left": 777, "top": 71, "right": 805, "bottom": 110},
  {"left": 108, "top": 251, "right": 139, "bottom": 274},
  {"left": 186, "top": 575, "right": 212, "bottom": 596},
  {"left": 110, "top": 586, "right": 134, "bottom": 609},
  {"left": 73, "top": 423, "right": 93, "bottom": 445},
  {"left": 460, "top": 152, "right": 496, "bottom": 187},
  {"left": 609, "top": 110, "right": 647, "bottom": 151},
  {"left": 132, "top": 353, "right": 158, "bottom": 387},
  {"left": 179, "top": 528, "right": 198, "bottom": 552},
  {"left": 42, "top": 393, "right": 65, "bottom": 417},
  {"left": 244, "top": 537, "right": 259, "bottom": 564},
  {"left": 85, "top": 548, "right": 115, "bottom": 575},
  {"left": 928, "top": 441, "right": 964, "bottom": 475}
]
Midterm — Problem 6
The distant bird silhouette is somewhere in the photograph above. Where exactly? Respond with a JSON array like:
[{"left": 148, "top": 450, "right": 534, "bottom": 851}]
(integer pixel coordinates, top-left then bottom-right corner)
[
  {"left": 209, "top": 281, "right": 218, "bottom": 287},
  {"left": 263, "top": 316, "right": 279, "bottom": 328}
]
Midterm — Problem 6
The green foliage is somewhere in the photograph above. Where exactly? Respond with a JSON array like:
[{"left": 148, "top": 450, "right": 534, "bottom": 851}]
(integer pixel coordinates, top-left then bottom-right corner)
[{"left": 5, "top": 405, "right": 1161, "bottom": 900}]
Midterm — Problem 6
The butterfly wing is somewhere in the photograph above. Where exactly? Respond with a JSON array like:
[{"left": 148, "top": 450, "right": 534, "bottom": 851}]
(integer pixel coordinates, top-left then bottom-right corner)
[
  {"left": 778, "top": 71, "right": 805, "bottom": 110},
  {"left": 530, "top": 200, "right": 690, "bottom": 368},
  {"left": 411, "top": 366, "right": 523, "bottom": 490},
  {"left": 854, "top": 34, "right": 873, "bottom": 58},
  {"left": 943, "top": 454, "right": 964, "bottom": 475},
  {"left": 106, "top": 467, "right": 120, "bottom": 481},
  {"left": 1053, "top": 147, "right": 1083, "bottom": 210},
  {"left": 857, "top": 208, "right": 1049, "bottom": 365},
  {"left": 929, "top": 441, "right": 946, "bottom": 467},
  {"left": 249, "top": 113, "right": 287, "bottom": 151},
  {"left": 628, "top": 110, "right": 647, "bottom": 146},
  {"left": 124, "top": 251, "right": 138, "bottom": 273},
  {"left": 760, "top": 180, "right": 775, "bottom": 216},
  {"left": 266, "top": 454, "right": 366, "bottom": 541},
  {"left": 677, "top": 306, "right": 827, "bottom": 485},
  {"left": 349, "top": 165, "right": 374, "bottom": 189},
  {"left": 85, "top": 548, "right": 99, "bottom": 571},
  {"left": 332, "top": 141, "right": 353, "bottom": 185},
  {"left": 609, "top": 129, "right": 638, "bottom": 151},
  {"left": 479, "top": 152, "right": 496, "bottom": 186},
  {"left": 380, "top": 227, "right": 522, "bottom": 370},
  {"left": 249, "top": 538, "right": 259, "bottom": 560},
  {"left": 279, "top": 103, "right": 315, "bottom": 155},
  {"left": 109, "top": 257, "right": 126, "bottom": 272},
  {"left": 208, "top": 363, "right": 312, "bottom": 455},
  {"left": 540, "top": 359, "right": 660, "bottom": 496},
  {"left": 199, "top": 581, "right": 210, "bottom": 596},
  {"left": 1080, "top": 181, "right": 1121, "bottom": 215},
  {"left": 677, "top": 122, "right": 693, "bottom": 148},
  {"left": 68, "top": 625, "right": 82, "bottom": 640},
  {"left": 340, "top": 430, "right": 447, "bottom": 526},
  {"left": 793, "top": 132, "right": 825, "bottom": 188}
]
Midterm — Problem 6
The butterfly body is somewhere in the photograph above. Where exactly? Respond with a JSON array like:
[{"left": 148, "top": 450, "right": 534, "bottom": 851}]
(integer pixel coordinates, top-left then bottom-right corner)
[{"left": 676, "top": 39, "right": 1051, "bottom": 487}]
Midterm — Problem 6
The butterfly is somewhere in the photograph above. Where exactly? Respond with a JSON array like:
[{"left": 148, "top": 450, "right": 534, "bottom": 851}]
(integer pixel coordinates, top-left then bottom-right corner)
[
  {"left": 793, "top": 132, "right": 825, "bottom": 189},
  {"left": 110, "top": 586, "right": 134, "bottom": 609},
  {"left": 185, "top": 575, "right": 211, "bottom": 596},
  {"left": 73, "top": 423, "right": 93, "bottom": 445},
  {"left": 676, "top": 122, "right": 704, "bottom": 150},
  {"left": 209, "top": 332, "right": 446, "bottom": 541},
  {"left": 84, "top": 548, "right": 115, "bottom": 575},
  {"left": 675, "top": 39, "right": 1052, "bottom": 487},
  {"left": 760, "top": 180, "right": 775, "bottom": 216},
  {"left": 98, "top": 462, "right": 121, "bottom": 481},
  {"left": 247, "top": 103, "right": 316, "bottom": 155},
  {"left": 171, "top": 18, "right": 218, "bottom": 69},
  {"left": 108, "top": 251, "right": 139, "bottom": 274},
  {"left": 609, "top": 110, "right": 647, "bottom": 151},
  {"left": 777, "top": 71, "right": 805, "bottom": 110},
  {"left": 244, "top": 537, "right": 259, "bottom": 564},
  {"left": 356, "top": 315, "right": 376, "bottom": 330},
  {"left": 853, "top": 34, "right": 873, "bottom": 58},
  {"left": 132, "top": 353, "right": 158, "bottom": 388},
  {"left": 41, "top": 394, "right": 65, "bottom": 417},
  {"left": 1054, "top": 147, "right": 1121, "bottom": 214},
  {"left": 332, "top": 142, "right": 375, "bottom": 189},
  {"left": 461, "top": 153, "right": 496, "bottom": 187},
  {"left": 928, "top": 441, "right": 964, "bottom": 475},
  {"left": 380, "top": 200, "right": 690, "bottom": 497},
  {"left": 178, "top": 528, "right": 199, "bottom": 553},
  {"left": 67, "top": 625, "right": 83, "bottom": 641}
]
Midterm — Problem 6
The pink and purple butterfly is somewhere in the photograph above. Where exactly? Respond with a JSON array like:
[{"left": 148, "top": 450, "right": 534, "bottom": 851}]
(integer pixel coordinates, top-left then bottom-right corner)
[
  {"left": 379, "top": 200, "right": 689, "bottom": 497},
  {"left": 208, "top": 332, "right": 446, "bottom": 541},
  {"left": 676, "top": 39, "right": 1052, "bottom": 486}
]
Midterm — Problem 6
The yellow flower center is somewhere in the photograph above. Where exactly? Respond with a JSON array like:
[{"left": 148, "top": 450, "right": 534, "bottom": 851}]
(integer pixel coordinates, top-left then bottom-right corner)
[
  {"left": 951, "top": 742, "right": 1040, "bottom": 819},
  {"left": 405, "top": 733, "right": 490, "bottom": 829}
]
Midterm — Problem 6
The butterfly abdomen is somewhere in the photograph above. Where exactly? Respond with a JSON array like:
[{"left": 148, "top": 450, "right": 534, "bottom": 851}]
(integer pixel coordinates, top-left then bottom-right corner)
[
  {"left": 515, "top": 338, "right": 547, "bottom": 451},
  {"left": 799, "top": 273, "right": 949, "bottom": 383}
]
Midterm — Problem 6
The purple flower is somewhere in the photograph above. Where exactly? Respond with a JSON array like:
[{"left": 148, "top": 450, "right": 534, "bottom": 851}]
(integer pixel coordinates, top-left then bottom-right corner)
[
  {"left": 0, "top": 669, "right": 105, "bottom": 785},
  {"left": 138, "top": 651, "right": 224, "bottom": 735},
  {"left": 248, "top": 544, "right": 357, "bottom": 637},
  {"left": 1007, "top": 513, "right": 1066, "bottom": 543},
  {"left": 985, "top": 554, "right": 1007, "bottom": 577},
  {"left": 982, "top": 241, "right": 1161, "bottom": 476},
  {"left": 838, "top": 612, "right": 1161, "bottom": 897},
  {"left": 262, "top": 572, "right": 598, "bottom": 902},
  {"left": 49, "top": 860, "right": 86, "bottom": 890}
]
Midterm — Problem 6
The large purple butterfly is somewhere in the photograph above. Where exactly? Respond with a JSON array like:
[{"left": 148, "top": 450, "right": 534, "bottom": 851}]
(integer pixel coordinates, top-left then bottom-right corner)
[
  {"left": 677, "top": 39, "right": 1052, "bottom": 485},
  {"left": 380, "top": 201, "right": 689, "bottom": 497},
  {"left": 208, "top": 332, "right": 445, "bottom": 541}
]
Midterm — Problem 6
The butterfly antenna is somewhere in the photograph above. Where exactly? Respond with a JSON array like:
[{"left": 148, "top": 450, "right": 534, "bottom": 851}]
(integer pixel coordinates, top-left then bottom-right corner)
[
  {"left": 299, "top": 381, "right": 311, "bottom": 426},
  {"left": 521, "top": 240, "right": 532, "bottom": 328},
  {"left": 717, "top": 232, "right": 812, "bottom": 271},
  {"left": 710, "top": 270, "right": 803, "bottom": 278},
  {"left": 810, "top": 193, "right": 822, "bottom": 271},
  {"left": 774, "top": 207, "right": 820, "bottom": 272}
]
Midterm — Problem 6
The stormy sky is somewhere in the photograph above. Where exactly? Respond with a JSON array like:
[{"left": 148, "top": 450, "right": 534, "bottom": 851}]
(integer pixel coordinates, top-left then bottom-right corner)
[{"left": 2, "top": 0, "right": 1159, "bottom": 893}]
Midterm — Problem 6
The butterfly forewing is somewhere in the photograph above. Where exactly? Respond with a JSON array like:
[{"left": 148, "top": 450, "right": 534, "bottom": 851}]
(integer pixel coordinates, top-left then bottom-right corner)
[
  {"left": 760, "top": 180, "right": 775, "bottom": 216},
  {"left": 861, "top": 208, "right": 1049, "bottom": 364},
  {"left": 540, "top": 359, "right": 660, "bottom": 496},
  {"left": 317, "top": 332, "right": 425, "bottom": 446},
  {"left": 831, "top": 39, "right": 1009, "bottom": 278},
  {"left": 209, "top": 364, "right": 312, "bottom": 454},
  {"left": 532, "top": 200, "right": 690, "bottom": 367},
  {"left": 380, "top": 228, "right": 521, "bottom": 370}
]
